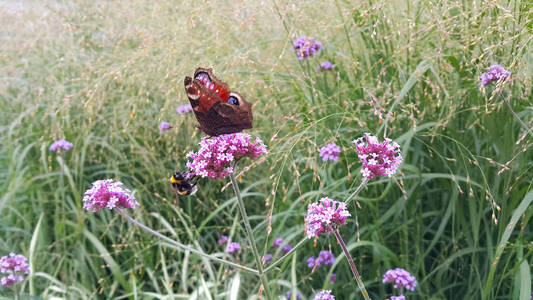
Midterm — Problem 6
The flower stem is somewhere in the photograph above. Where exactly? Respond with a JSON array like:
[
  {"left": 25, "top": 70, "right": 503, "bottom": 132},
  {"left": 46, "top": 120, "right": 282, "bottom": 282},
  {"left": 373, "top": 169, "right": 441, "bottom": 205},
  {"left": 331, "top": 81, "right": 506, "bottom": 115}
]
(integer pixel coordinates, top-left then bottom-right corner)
[
  {"left": 344, "top": 179, "right": 368, "bottom": 205},
  {"left": 499, "top": 92, "right": 533, "bottom": 137},
  {"left": 116, "top": 208, "right": 259, "bottom": 275},
  {"left": 229, "top": 173, "right": 274, "bottom": 300},
  {"left": 333, "top": 229, "right": 371, "bottom": 300},
  {"left": 263, "top": 237, "right": 308, "bottom": 273}
]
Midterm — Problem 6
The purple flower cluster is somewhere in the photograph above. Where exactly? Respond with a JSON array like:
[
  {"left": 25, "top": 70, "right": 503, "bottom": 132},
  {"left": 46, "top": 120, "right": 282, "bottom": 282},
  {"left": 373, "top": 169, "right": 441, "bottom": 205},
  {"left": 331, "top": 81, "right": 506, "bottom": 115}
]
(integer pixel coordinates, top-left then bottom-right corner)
[
  {"left": 353, "top": 133, "right": 402, "bottom": 180},
  {"left": 226, "top": 242, "right": 241, "bottom": 254},
  {"left": 176, "top": 104, "right": 193, "bottom": 114},
  {"left": 218, "top": 235, "right": 228, "bottom": 245},
  {"left": 479, "top": 64, "right": 510, "bottom": 87},
  {"left": 0, "top": 253, "right": 29, "bottom": 287},
  {"left": 159, "top": 122, "right": 171, "bottom": 134},
  {"left": 319, "top": 143, "right": 341, "bottom": 162},
  {"left": 82, "top": 179, "right": 138, "bottom": 213},
  {"left": 282, "top": 244, "right": 292, "bottom": 253},
  {"left": 272, "top": 238, "right": 284, "bottom": 247},
  {"left": 186, "top": 133, "right": 267, "bottom": 179},
  {"left": 305, "top": 197, "right": 350, "bottom": 238},
  {"left": 383, "top": 268, "right": 417, "bottom": 291},
  {"left": 286, "top": 291, "right": 301, "bottom": 299},
  {"left": 293, "top": 36, "right": 322, "bottom": 60},
  {"left": 314, "top": 290, "right": 335, "bottom": 300},
  {"left": 264, "top": 253, "right": 273, "bottom": 263},
  {"left": 318, "top": 61, "right": 334, "bottom": 71},
  {"left": 306, "top": 250, "right": 335, "bottom": 268},
  {"left": 388, "top": 296, "right": 406, "bottom": 300},
  {"left": 49, "top": 139, "right": 73, "bottom": 152}
]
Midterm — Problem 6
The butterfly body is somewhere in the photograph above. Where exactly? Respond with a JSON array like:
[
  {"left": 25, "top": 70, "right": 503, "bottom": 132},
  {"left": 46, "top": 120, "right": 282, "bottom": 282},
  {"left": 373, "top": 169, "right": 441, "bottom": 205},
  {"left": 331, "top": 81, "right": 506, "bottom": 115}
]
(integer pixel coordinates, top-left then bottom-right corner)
[{"left": 184, "top": 68, "right": 253, "bottom": 136}]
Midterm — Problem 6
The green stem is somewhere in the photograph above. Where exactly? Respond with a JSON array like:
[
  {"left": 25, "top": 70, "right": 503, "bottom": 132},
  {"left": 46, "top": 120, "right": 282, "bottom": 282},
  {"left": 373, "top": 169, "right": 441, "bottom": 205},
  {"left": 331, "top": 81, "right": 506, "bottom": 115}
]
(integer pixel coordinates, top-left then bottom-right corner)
[
  {"left": 229, "top": 173, "right": 274, "bottom": 300},
  {"left": 500, "top": 93, "right": 533, "bottom": 137},
  {"left": 344, "top": 179, "right": 368, "bottom": 205},
  {"left": 333, "top": 229, "right": 371, "bottom": 300},
  {"left": 14, "top": 286, "right": 20, "bottom": 300},
  {"left": 116, "top": 208, "right": 259, "bottom": 275},
  {"left": 264, "top": 237, "right": 308, "bottom": 273}
]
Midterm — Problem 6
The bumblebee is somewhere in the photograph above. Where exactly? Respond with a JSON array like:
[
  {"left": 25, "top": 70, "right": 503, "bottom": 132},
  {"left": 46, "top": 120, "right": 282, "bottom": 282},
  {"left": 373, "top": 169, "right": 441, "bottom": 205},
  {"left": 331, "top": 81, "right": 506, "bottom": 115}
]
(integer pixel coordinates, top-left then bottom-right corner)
[{"left": 170, "top": 171, "right": 199, "bottom": 196}]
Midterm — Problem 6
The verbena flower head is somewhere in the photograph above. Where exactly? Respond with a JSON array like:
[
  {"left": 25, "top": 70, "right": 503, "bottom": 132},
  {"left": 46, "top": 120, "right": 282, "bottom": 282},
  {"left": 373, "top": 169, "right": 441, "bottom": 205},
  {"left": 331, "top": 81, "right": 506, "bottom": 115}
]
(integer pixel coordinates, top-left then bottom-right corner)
[
  {"left": 317, "top": 250, "right": 335, "bottom": 266},
  {"left": 479, "top": 64, "right": 510, "bottom": 87},
  {"left": 293, "top": 36, "right": 322, "bottom": 60},
  {"left": 264, "top": 254, "right": 273, "bottom": 263},
  {"left": 388, "top": 296, "right": 406, "bottom": 300},
  {"left": 159, "top": 122, "right": 171, "bottom": 134},
  {"left": 314, "top": 290, "right": 335, "bottom": 300},
  {"left": 273, "top": 238, "right": 284, "bottom": 247},
  {"left": 318, "top": 61, "right": 334, "bottom": 71},
  {"left": 0, "top": 253, "right": 29, "bottom": 286},
  {"left": 319, "top": 143, "right": 341, "bottom": 162},
  {"left": 186, "top": 133, "right": 267, "bottom": 179},
  {"left": 218, "top": 235, "right": 228, "bottom": 245},
  {"left": 383, "top": 268, "right": 417, "bottom": 291},
  {"left": 330, "top": 273, "right": 337, "bottom": 283},
  {"left": 306, "top": 256, "right": 317, "bottom": 268},
  {"left": 82, "top": 179, "right": 138, "bottom": 212},
  {"left": 176, "top": 104, "right": 193, "bottom": 114},
  {"left": 286, "top": 291, "right": 301, "bottom": 299},
  {"left": 226, "top": 242, "right": 241, "bottom": 254},
  {"left": 305, "top": 197, "right": 350, "bottom": 238},
  {"left": 353, "top": 133, "right": 402, "bottom": 180},
  {"left": 49, "top": 139, "right": 73, "bottom": 152},
  {"left": 282, "top": 244, "right": 292, "bottom": 253}
]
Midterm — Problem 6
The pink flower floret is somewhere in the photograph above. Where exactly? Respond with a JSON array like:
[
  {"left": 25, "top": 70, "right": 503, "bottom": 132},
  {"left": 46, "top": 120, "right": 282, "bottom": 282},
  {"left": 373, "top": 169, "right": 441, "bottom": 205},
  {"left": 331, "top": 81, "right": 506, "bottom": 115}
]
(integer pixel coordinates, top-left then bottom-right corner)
[
  {"left": 83, "top": 179, "right": 138, "bottom": 212},
  {"left": 186, "top": 133, "right": 267, "bottom": 180},
  {"left": 353, "top": 133, "right": 402, "bottom": 180},
  {"left": 305, "top": 197, "right": 351, "bottom": 238},
  {"left": 0, "top": 253, "right": 29, "bottom": 286}
]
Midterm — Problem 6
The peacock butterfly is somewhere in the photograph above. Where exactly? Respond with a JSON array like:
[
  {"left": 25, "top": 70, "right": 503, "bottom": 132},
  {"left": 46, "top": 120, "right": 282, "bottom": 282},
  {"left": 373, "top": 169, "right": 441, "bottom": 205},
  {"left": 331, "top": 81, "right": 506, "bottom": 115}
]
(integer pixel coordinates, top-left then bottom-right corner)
[{"left": 184, "top": 67, "right": 253, "bottom": 136}]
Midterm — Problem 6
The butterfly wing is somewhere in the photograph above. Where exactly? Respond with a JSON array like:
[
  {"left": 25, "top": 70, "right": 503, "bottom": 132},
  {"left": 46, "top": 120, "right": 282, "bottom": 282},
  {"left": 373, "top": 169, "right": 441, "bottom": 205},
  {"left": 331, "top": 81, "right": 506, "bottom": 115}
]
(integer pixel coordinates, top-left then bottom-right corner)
[{"left": 184, "top": 68, "right": 253, "bottom": 136}]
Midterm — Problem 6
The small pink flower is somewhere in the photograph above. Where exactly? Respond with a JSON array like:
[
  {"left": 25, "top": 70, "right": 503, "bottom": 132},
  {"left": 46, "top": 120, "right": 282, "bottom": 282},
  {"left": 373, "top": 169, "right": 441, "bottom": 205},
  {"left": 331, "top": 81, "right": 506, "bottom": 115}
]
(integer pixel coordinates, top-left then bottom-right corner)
[
  {"left": 479, "top": 64, "right": 510, "bottom": 87},
  {"left": 0, "top": 253, "right": 29, "bottom": 286},
  {"left": 83, "top": 179, "right": 138, "bottom": 212},
  {"left": 176, "top": 104, "right": 193, "bottom": 114},
  {"left": 187, "top": 133, "right": 267, "bottom": 180},
  {"left": 272, "top": 238, "right": 284, "bottom": 247},
  {"left": 49, "top": 139, "right": 73, "bottom": 152},
  {"left": 353, "top": 133, "right": 402, "bottom": 180},
  {"left": 159, "top": 122, "right": 171, "bottom": 134},
  {"left": 226, "top": 242, "right": 241, "bottom": 254},
  {"left": 383, "top": 268, "right": 417, "bottom": 291},
  {"left": 319, "top": 143, "right": 341, "bottom": 162},
  {"left": 314, "top": 290, "right": 335, "bottom": 300},
  {"left": 318, "top": 61, "right": 334, "bottom": 71},
  {"left": 305, "top": 197, "right": 350, "bottom": 238},
  {"left": 0, "top": 274, "right": 24, "bottom": 286},
  {"left": 218, "top": 235, "right": 228, "bottom": 245},
  {"left": 293, "top": 36, "right": 322, "bottom": 60}
]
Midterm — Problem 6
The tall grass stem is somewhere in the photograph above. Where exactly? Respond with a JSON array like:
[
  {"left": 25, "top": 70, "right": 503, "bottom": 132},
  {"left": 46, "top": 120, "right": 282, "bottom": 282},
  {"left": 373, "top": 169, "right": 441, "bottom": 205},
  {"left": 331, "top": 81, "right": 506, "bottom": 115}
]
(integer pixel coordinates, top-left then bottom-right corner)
[
  {"left": 115, "top": 208, "right": 259, "bottom": 275},
  {"left": 344, "top": 179, "right": 368, "bottom": 205},
  {"left": 500, "top": 93, "right": 533, "bottom": 137},
  {"left": 229, "top": 173, "right": 274, "bottom": 300},
  {"left": 333, "top": 229, "right": 371, "bottom": 300}
]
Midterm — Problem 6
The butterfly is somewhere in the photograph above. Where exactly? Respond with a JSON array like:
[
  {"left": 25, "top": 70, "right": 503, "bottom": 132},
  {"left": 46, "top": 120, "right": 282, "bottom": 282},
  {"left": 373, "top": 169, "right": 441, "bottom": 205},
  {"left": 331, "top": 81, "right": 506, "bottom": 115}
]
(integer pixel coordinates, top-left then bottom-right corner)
[{"left": 184, "top": 67, "right": 253, "bottom": 136}]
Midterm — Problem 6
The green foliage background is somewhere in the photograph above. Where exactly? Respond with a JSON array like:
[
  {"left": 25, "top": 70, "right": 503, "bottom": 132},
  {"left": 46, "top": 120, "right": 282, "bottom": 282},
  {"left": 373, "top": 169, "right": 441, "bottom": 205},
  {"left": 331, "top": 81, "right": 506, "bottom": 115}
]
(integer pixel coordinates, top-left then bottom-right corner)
[{"left": 0, "top": 0, "right": 532, "bottom": 299}]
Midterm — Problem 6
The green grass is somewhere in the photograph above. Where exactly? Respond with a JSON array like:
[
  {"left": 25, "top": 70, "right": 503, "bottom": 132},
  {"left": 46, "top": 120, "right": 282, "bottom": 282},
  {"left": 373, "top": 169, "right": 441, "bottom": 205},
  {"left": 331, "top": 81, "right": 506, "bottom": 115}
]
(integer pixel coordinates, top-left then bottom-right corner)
[{"left": 0, "top": 0, "right": 532, "bottom": 299}]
